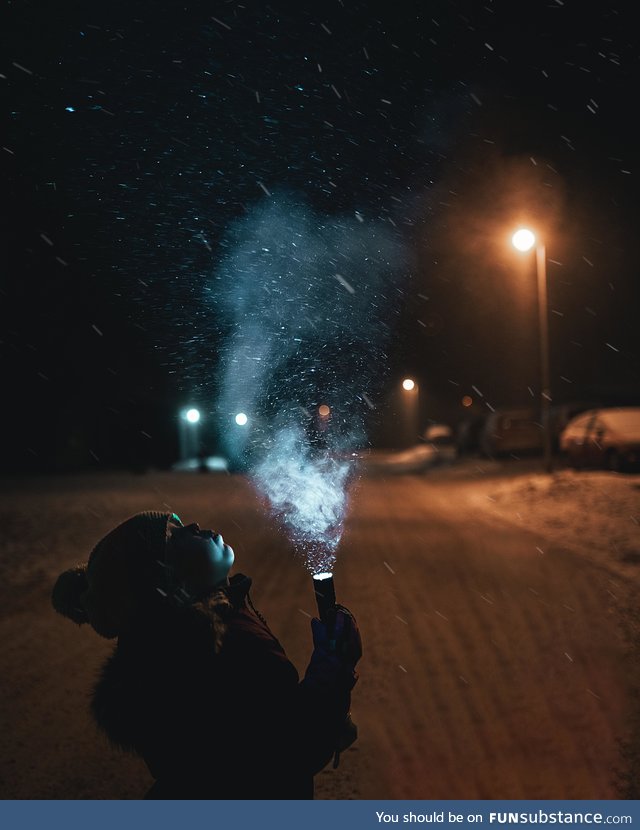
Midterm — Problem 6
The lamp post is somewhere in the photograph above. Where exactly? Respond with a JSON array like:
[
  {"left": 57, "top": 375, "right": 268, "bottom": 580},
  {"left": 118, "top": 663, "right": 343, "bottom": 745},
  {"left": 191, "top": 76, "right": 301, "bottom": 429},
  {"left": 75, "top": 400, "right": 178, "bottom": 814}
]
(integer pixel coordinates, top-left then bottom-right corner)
[
  {"left": 178, "top": 407, "right": 201, "bottom": 462},
  {"left": 511, "top": 228, "right": 552, "bottom": 473},
  {"left": 400, "top": 377, "right": 419, "bottom": 447}
]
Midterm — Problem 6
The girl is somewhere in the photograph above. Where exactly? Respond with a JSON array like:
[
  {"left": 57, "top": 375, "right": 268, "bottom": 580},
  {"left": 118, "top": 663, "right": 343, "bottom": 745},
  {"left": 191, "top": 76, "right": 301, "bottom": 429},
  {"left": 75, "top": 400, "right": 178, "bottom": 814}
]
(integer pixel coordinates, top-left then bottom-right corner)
[{"left": 52, "top": 511, "right": 361, "bottom": 799}]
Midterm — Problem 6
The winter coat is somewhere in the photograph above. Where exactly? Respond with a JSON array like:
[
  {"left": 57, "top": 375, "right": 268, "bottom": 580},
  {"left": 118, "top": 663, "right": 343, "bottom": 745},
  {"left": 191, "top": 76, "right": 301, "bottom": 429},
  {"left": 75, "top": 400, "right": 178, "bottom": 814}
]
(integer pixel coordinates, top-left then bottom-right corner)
[{"left": 91, "top": 574, "right": 353, "bottom": 799}]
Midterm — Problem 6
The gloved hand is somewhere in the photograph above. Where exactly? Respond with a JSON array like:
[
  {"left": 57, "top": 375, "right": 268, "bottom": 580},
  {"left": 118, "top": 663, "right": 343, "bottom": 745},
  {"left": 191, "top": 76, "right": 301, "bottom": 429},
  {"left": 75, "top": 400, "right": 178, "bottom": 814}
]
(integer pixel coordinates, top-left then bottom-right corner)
[
  {"left": 305, "top": 606, "right": 362, "bottom": 691},
  {"left": 312, "top": 605, "right": 362, "bottom": 666}
]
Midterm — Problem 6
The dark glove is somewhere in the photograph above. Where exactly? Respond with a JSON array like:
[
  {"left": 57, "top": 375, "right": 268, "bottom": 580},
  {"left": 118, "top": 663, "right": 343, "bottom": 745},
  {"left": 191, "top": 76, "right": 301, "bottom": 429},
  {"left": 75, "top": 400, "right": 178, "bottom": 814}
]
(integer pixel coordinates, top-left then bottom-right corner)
[
  {"left": 304, "top": 608, "right": 362, "bottom": 769},
  {"left": 306, "top": 607, "right": 362, "bottom": 691},
  {"left": 332, "top": 605, "right": 363, "bottom": 667}
]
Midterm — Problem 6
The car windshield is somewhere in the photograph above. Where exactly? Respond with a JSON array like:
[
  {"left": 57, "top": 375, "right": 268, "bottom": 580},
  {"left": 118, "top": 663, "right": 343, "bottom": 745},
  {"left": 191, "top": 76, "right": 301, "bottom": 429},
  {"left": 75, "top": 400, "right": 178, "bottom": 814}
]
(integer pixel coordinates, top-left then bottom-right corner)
[{"left": 562, "top": 413, "right": 595, "bottom": 436}]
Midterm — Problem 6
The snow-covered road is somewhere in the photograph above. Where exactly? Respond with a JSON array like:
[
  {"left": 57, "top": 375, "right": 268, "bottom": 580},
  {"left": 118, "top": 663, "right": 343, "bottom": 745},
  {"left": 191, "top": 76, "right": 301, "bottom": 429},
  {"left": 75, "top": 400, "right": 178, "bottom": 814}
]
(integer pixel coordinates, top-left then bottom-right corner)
[{"left": 0, "top": 465, "right": 636, "bottom": 798}]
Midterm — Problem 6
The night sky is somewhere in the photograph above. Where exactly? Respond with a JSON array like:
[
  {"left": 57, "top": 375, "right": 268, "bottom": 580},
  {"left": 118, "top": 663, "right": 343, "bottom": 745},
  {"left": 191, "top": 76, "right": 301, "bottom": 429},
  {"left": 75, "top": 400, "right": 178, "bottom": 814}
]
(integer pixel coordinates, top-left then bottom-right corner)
[{"left": 2, "top": 0, "right": 638, "bottom": 472}]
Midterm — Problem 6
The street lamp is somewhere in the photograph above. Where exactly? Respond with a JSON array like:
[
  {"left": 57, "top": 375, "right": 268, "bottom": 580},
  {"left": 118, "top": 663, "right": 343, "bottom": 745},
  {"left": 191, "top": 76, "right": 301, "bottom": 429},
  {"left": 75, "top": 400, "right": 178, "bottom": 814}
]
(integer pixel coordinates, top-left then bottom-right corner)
[
  {"left": 400, "top": 377, "right": 419, "bottom": 447},
  {"left": 185, "top": 408, "right": 200, "bottom": 424},
  {"left": 178, "top": 407, "right": 202, "bottom": 462},
  {"left": 511, "top": 228, "right": 552, "bottom": 473}
]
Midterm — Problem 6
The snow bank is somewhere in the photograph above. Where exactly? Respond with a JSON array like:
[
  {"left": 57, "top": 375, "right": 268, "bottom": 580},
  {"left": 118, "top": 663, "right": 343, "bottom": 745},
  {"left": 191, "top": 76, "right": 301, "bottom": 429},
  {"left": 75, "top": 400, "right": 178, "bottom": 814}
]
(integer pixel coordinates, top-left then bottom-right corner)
[{"left": 465, "top": 466, "right": 640, "bottom": 579}]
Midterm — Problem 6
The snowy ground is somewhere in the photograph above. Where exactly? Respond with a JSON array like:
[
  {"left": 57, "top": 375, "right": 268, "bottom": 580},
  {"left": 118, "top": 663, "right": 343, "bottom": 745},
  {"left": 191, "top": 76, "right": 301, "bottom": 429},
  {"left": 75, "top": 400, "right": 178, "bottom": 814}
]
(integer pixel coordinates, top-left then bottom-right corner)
[
  {"left": 364, "top": 446, "right": 640, "bottom": 583},
  {"left": 1, "top": 458, "right": 638, "bottom": 799},
  {"left": 426, "top": 456, "right": 640, "bottom": 584}
]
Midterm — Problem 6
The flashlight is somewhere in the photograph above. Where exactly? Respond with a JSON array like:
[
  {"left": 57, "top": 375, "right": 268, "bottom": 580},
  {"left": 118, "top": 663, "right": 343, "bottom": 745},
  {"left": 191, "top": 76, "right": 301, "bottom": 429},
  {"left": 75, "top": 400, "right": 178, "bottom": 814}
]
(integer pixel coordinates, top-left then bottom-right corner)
[{"left": 312, "top": 571, "right": 336, "bottom": 638}]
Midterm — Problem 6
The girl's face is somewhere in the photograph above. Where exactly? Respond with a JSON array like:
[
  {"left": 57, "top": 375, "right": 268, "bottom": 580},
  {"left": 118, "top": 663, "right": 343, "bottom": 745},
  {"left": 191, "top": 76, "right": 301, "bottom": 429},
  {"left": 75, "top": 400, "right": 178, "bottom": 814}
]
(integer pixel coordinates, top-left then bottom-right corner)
[{"left": 165, "top": 517, "right": 234, "bottom": 598}]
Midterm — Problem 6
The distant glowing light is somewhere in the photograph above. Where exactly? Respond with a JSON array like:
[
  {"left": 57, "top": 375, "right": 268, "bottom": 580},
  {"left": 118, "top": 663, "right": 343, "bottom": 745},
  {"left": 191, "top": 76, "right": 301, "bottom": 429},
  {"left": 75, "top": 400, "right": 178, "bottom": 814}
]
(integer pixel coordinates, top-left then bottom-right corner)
[
  {"left": 462, "top": 395, "right": 473, "bottom": 407},
  {"left": 512, "top": 228, "right": 536, "bottom": 252},
  {"left": 185, "top": 408, "right": 200, "bottom": 424},
  {"left": 318, "top": 404, "right": 331, "bottom": 418},
  {"left": 235, "top": 412, "right": 248, "bottom": 426},
  {"left": 65, "top": 106, "right": 75, "bottom": 112},
  {"left": 402, "top": 378, "right": 415, "bottom": 391}
]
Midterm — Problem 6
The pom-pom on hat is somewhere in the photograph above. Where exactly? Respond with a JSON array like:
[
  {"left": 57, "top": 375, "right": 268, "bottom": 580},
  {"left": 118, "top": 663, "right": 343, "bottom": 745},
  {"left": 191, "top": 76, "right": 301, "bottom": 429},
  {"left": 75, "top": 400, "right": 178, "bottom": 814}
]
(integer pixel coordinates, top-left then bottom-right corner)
[{"left": 52, "top": 511, "right": 181, "bottom": 639}]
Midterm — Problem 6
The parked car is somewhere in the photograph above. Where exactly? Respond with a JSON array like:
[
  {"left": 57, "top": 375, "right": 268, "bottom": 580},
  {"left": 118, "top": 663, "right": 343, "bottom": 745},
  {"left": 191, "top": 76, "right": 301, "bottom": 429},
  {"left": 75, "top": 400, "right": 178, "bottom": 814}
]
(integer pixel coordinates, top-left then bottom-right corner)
[
  {"left": 423, "top": 423, "right": 454, "bottom": 445},
  {"left": 559, "top": 407, "right": 640, "bottom": 471},
  {"left": 422, "top": 423, "right": 457, "bottom": 464},
  {"left": 479, "top": 408, "right": 543, "bottom": 457},
  {"left": 549, "top": 400, "right": 599, "bottom": 451}
]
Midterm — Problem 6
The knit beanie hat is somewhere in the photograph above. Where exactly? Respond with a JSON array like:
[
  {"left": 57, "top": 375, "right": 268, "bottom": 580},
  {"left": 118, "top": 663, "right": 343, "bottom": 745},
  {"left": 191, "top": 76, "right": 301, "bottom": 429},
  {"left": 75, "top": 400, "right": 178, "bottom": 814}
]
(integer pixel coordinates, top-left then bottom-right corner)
[{"left": 52, "top": 511, "right": 181, "bottom": 639}]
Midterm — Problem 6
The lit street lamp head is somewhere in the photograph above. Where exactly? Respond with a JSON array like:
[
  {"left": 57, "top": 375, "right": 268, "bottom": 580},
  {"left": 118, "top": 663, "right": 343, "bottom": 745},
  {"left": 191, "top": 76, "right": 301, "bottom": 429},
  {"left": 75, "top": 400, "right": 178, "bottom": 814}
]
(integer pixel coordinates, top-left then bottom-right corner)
[
  {"left": 185, "top": 408, "right": 201, "bottom": 424},
  {"left": 512, "top": 228, "right": 536, "bottom": 252},
  {"left": 402, "top": 378, "right": 415, "bottom": 391}
]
